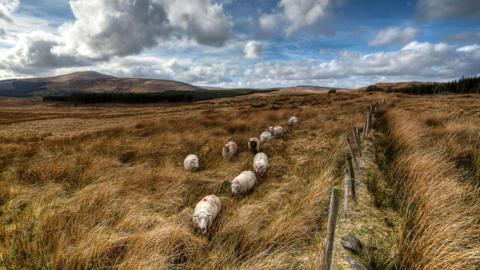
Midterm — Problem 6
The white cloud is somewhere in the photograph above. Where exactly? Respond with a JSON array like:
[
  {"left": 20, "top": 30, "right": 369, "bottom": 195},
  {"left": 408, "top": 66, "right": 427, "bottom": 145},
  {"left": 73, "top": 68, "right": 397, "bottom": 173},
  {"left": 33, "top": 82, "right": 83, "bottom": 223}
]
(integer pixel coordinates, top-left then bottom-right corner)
[
  {"left": 258, "top": 0, "right": 332, "bottom": 37},
  {"left": 0, "top": 31, "right": 89, "bottom": 75},
  {"left": 243, "top": 41, "right": 262, "bottom": 59},
  {"left": 0, "top": 0, "right": 19, "bottom": 22},
  {"left": 281, "top": 0, "right": 331, "bottom": 35},
  {"left": 56, "top": 0, "right": 232, "bottom": 60},
  {"left": 166, "top": 0, "right": 232, "bottom": 47},
  {"left": 0, "top": 0, "right": 233, "bottom": 75},
  {"left": 416, "top": 0, "right": 480, "bottom": 20},
  {"left": 243, "top": 41, "right": 480, "bottom": 88},
  {"left": 369, "top": 27, "right": 418, "bottom": 47},
  {"left": 259, "top": 13, "right": 280, "bottom": 36},
  {"left": 2, "top": 40, "right": 480, "bottom": 88}
]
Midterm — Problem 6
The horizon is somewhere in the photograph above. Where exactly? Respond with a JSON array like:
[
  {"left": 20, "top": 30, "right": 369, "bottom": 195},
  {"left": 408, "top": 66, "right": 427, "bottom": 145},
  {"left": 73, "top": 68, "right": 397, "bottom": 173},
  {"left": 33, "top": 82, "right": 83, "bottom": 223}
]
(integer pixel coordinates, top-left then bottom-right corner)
[{"left": 0, "top": 0, "right": 479, "bottom": 89}]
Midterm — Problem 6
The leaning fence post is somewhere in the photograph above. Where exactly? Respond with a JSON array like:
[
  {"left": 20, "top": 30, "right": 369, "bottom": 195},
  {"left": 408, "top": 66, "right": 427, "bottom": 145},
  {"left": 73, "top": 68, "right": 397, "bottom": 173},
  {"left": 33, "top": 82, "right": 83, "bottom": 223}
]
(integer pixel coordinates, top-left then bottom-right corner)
[
  {"left": 347, "top": 153, "right": 356, "bottom": 202},
  {"left": 364, "top": 104, "right": 372, "bottom": 138},
  {"left": 353, "top": 127, "right": 362, "bottom": 155},
  {"left": 343, "top": 173, "right": 350, "bottom": 218},
  {"left": 345, "top": 134, "right": 359, "bottom": 169},
  {"left": 325, "top": 187, "right": 340, "bottom": 270},
  {"left": 363, "top": 120, "right": 368, "bottom": 138}
]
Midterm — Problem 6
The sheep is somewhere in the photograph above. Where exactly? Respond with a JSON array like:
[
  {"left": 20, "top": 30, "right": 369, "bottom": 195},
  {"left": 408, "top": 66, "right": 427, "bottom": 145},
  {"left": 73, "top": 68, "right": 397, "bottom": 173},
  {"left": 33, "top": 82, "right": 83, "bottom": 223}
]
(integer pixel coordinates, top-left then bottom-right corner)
[
  {"left": 269, "top": 126, "right": 284, "bottom": 138},
  {"left": 288, "top": 116, "right": 299, "bottom": 127},
  {"left": 192, "top": 195, "right": 221, "bottom": 235},
  {"left": 253, "top": 152, "right": 268, "bottom": 178},
  {"left": 222, "top": 141, "right": 238, "bottom": 160},
  {"left": 260, "top": 131, "right": 272, "bottom": 144},
  {"left": 184, "top": 154, "right": 199, "bottom": 171},
  {"left": 231, "top": 171, "right": 257, "bottom": 196},
  {"left": 248, "top": 137, "right": 260, "bottom": 154}
]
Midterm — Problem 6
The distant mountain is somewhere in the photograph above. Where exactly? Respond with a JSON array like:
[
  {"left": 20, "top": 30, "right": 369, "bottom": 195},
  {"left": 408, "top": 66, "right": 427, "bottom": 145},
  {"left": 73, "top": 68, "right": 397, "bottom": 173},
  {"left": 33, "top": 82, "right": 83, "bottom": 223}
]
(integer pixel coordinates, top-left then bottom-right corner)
[{"left": 0, "top": 71, "right": 202, "bottom": 97}]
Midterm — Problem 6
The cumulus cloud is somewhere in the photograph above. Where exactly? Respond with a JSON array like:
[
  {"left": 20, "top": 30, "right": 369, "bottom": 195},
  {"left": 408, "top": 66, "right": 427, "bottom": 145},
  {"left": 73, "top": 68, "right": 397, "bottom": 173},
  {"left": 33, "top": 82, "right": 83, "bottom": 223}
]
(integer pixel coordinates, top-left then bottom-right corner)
[
  {"left": 15, "top": 40, "right": 480, "bottom": 89},
  {"left": 0, "top": 0, "right": 19, "bottom": 22},
  {"left": 369, "top": 27, "right": 418, "bottom": 47},
  {"left": 0, "top": 32, "right": 90, "bottom": 75},
  {"left": 259, "top": 13, "right": 280, "bottom": 37},
  {"left": 244, "top": 41, "right": 480, "bottom": 87},
  {"left": 259, "top": 0, "right": 332, "bottom": 36},
  {"left": 416, "top": 0, "right": 480, "bottom": 20},
  {"left": 56, "top": 0, "right": 232, "bottom": 60},
  {"left": 243, "top": 41, "right": 262, "bottom": 59},
  {"left": 166, "top": 0, "right": 232, "bottom": 47},
  {"left": 0, "top": 0, "right": 233, "bottom": 75},
  {"left": 281, "top": 0, "right": 331, "bottom": 35}
]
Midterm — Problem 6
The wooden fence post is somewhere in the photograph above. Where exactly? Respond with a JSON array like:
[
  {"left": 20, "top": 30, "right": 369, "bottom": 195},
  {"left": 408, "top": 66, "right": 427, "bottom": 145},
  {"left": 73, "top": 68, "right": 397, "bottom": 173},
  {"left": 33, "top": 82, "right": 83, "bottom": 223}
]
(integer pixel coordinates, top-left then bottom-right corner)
[
  {"left": 343, "top": 173, "right": 350, "bottom": 218},
  {"left": 353, "top": 127, "right": 362, "bottom": 155},
  {"left": 347, "top": 153, "right": 356, "bottom": 202},
  {"left": 364, "top": 104, "right": 372, "bottom": 138},
  {"left": 325, "top": 187, "right": 340, "bottom": 270},
  {"left": 363, "top": 120, "right": 368, "bottom": 138},
  {"left": 345, "top": 134, "right": 359, "bottom": 169}
]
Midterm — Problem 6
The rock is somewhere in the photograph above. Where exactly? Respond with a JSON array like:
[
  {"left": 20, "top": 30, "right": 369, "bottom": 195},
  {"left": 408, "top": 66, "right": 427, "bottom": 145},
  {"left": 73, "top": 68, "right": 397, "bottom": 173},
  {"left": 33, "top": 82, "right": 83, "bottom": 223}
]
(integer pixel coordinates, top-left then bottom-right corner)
[
  {"left": 341, "top": 234, "right": 363, "bottom": 254},
  {"left": 345, "top": 256, "right": 367, "bottom": 270}
]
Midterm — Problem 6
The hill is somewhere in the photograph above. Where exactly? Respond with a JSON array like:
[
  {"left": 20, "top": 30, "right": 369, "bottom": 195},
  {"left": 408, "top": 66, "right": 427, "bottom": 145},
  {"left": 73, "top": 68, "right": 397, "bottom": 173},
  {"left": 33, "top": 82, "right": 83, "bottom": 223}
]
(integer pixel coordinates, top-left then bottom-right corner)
[
  {"left": 0, "top": 71, "right": 202, "bottom": 97},
  {"left": 359, "top": 76, "right": 480, "bottom": 94},
  {"left": 357, "top": 81, "right": 438, "bottom": 92}
]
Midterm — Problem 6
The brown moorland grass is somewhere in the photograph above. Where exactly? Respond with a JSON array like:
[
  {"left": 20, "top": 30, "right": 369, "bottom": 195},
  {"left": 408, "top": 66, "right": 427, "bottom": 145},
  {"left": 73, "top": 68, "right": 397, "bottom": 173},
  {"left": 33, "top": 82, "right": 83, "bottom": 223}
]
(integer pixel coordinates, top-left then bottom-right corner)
[
  {"left": 385, "top": 105, "right": 480, "bottom": 270},
  {"left": 2, "top": 93, "right": 480, "bottom": 269},
  {"left": 0, "top": 92, "right": 379, "bottom": 269}
]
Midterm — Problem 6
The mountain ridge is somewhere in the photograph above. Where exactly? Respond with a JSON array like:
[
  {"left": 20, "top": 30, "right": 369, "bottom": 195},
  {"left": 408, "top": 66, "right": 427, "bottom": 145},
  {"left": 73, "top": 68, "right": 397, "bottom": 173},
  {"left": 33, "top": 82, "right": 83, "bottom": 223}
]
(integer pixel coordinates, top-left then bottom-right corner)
[{"left": 0, "top": 71, "right": 202, "bottom": 97}]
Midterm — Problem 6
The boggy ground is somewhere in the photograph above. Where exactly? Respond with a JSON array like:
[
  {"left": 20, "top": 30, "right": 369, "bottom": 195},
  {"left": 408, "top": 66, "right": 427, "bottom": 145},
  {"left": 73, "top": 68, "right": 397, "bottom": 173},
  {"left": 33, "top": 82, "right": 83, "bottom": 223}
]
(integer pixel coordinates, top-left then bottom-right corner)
[{"left": 1, "top": 92, "right": 480, "bottom": 269}]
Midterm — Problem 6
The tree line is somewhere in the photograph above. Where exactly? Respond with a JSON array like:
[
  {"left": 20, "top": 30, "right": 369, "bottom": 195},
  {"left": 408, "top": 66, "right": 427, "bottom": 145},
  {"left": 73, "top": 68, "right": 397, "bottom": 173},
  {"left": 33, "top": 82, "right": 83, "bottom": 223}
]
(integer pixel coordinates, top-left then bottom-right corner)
[
  {"left": 366, "top": 75, "right": 480, "bottom": 94},
  {"left": 43, "top": 89, "right": 276, "bottom": 104}
]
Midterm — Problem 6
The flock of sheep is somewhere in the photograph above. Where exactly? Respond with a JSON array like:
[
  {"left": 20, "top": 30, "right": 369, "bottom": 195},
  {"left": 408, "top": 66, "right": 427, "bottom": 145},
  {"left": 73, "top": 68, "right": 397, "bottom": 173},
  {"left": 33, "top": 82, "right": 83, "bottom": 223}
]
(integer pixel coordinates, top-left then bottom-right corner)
[{"left": 184, "top": 116, "right": 300, "bottom": 235}]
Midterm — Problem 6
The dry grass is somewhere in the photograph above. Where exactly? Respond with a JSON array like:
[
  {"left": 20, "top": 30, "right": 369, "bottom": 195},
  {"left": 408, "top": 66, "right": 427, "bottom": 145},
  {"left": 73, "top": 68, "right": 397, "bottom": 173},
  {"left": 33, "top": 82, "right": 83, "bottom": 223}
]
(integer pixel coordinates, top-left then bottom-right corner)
[
  {"left": 385, "top": 104, "right": 480, "bottom": 270},
  {"left": 0, "top": 92, "right": 380, "bottom": 269},
  {"left": 2, "top": 93, "right": 480, "bottom": 269}
]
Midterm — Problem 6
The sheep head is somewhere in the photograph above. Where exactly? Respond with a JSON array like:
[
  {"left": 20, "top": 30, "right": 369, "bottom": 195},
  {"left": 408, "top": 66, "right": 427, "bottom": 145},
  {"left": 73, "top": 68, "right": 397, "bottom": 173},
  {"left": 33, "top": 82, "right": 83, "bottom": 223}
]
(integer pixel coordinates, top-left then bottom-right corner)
[
  {"left": 198, "top": 215, "right": 209, "bottom": 235},
  {"left": 231, "top": 182, "right": 241, "bottom": 196}
]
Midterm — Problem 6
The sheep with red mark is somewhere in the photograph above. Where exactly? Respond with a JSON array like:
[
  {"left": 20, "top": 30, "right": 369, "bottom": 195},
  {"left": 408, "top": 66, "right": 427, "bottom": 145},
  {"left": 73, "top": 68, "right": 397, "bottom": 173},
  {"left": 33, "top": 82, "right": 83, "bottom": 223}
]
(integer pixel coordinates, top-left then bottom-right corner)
[
  {"left": 248, "top": 137, "right": 260, "bottom": 154},
  {"left": 222, "top": 141, "right": 238, "bottom": 160},
  {"left": 253, "top": 152, "right": 268, "bottom": 178},
  {"left": 193, "top": 195, "right": 221, "bottom": 235},
  {"left": 231, "top": 171, "right": 257, "bottom": 196},
  {"left": 184, "top": 154, "right": 199, "bottom": 171}
]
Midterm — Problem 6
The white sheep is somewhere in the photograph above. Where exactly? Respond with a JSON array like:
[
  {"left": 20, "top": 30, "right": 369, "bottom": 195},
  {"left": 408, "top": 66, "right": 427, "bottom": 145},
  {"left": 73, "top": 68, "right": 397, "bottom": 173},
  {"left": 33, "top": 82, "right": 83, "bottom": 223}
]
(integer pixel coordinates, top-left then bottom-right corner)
[
  {"left": 260, "top": 131, "right": 272, "bottom": 144},
  {"left": 192, "top": 195, "right": 221, "bottom": 235},
  {"left": 231, "top": 171, "right": 257, "bottom": 196},
  {"left": 222, "top": 141, "right": 238, "bottom": 160},
  {"left": 269, "top": 126, "right": 284, "bottom": 138},
  {"left": 248, "top": 137, "right": 260, "bottom": 154},
  {"left": 253, "top": 152, "right": 268, "bottom": 178},
  {"left": 184, "top": 154, "right": 199, "bottom": 171},
  {"left": 288, "top": 116, "right": 299, "bottom": 127}
]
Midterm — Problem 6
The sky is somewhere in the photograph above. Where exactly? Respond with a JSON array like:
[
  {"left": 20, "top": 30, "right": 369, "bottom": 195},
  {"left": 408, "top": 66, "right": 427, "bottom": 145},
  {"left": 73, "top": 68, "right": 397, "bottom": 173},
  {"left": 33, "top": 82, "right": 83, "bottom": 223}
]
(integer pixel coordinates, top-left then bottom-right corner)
[{"left": 0, "top": 0, "right": 479, "bottom": 88}]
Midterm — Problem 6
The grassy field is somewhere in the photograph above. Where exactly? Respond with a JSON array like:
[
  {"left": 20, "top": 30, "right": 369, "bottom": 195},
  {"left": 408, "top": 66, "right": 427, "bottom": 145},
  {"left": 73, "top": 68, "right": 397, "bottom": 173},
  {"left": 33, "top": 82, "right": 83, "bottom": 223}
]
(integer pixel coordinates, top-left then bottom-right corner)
[{"left": 1, "top": 91, "right": 480, "bottom": 269}]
